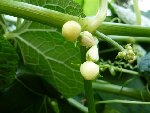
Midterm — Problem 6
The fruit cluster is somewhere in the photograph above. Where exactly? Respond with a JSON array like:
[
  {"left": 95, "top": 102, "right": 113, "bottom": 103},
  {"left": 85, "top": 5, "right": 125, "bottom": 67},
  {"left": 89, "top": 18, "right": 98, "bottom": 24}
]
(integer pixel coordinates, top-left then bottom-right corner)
[{"left": 62, "top": 21, "right": 100, "bottom": 80}]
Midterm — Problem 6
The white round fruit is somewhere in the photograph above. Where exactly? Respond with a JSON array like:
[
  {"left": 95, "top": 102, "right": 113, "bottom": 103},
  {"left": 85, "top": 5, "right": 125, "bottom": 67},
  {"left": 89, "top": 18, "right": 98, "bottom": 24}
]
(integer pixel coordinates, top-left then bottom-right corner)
[
  {"left": 62, "top": 21, "right": 81, "bottom": 42},
  {"left": 80, "top": 61, "right": 99, "bottom": 80}
]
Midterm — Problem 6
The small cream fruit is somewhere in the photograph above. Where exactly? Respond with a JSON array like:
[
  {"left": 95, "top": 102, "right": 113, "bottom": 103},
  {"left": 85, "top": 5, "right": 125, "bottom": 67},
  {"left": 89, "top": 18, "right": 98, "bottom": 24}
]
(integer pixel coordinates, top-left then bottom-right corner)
[
  {"left": 80, "top": 61, "right": 99, "bottom": 80},
  {"left": 86, "top": 45, "right": 99, "bottom": 62},
  {"left": 80, "top": 31, "right": 99, "bottom": 47},
  {"left": 62, "top": 21, "right": 81, "bottom": 42}
]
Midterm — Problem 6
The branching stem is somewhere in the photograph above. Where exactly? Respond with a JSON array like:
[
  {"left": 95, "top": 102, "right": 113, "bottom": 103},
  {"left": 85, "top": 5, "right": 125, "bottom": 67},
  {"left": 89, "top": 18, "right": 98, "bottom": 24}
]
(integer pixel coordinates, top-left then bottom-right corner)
[{"left": 95, "top": 31, "right": 124, "bottom": 51}]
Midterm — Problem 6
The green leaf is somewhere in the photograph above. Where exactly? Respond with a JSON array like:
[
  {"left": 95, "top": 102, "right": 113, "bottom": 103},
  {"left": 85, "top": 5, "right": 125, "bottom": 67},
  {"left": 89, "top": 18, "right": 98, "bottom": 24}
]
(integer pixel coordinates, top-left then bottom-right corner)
[
  {"left": 6, "top": 0, "right": 85, "bottom": 97},
  {"left": 110, "top": 3, "right": 150, "bottom": 26},
  {"left": 12, "top": 0, "right": 85, "bottom": 97},
  {"left": 83, "top": 0, "right": 99, "bottom": 16},
  {"left": 74, "top": 0, "right": 84, "bottom": 6},
  {"left": 0, "top": 35, "right": 18, "bottom": 90},
  {"left": 14, "top": 21, "right": 83, "bottom": 97},
  {"left": 138, "top": 52, "right": 150, "bottom": 76}
]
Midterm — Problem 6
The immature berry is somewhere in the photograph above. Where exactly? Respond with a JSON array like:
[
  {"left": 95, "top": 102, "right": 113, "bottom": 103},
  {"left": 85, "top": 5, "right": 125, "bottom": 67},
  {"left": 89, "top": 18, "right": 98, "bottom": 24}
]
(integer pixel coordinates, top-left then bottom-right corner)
[
  {"left": 62, "top": 21, "right": 81, "bottom": 42},
  {"left": 80, "top": 61, "right": 99, "bottom": 80},
  {"left": 86, "top": 45, "right": 99, "bottom": 62},
  {"left": 80, "top": 31, "right": 98, "bottom": 47}
]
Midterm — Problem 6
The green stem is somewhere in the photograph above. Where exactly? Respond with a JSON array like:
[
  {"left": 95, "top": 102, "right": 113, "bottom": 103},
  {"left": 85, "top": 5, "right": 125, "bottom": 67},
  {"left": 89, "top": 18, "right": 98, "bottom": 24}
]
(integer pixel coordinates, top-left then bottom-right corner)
[
  {"left": 92, "top": 81, "right": 150, "bottom": 101},
  {"left": 80, "top": 47, "right": 96, "bottom": 113},
  {"left": 16, "top": 18, "right": 23, "bottom": 30},
  {"left": 99, "top": 64, "right": 140, "bottom": 76},
  {"left": 117, "top": 68, "right": 139, "bottom": 76},
  {"left": 98, "top": 22, "right": 150, "bottom": 37},
  {"left": 67, "top": 98, "right": 88, "bottom": 113},
  {"left": 95, "top": 31, "right": 124, "bottom": 51},
  {"left": 0, "top": 0, "right": 85, "bottom": 28},
  {"left": 133, "top": 0, "right": 141, "bottom": 25},
  {"left": 84, "top": 80, "right": 96, "bottom": 113},
  {"left": 0, "top": 0, "right": 150, "bottom": 37},
  {"left": 96, "top": 99, "right": 150, "bottom": 104},
  {"left": 108, "top": 36, "right": 150, "bottom": 43}
]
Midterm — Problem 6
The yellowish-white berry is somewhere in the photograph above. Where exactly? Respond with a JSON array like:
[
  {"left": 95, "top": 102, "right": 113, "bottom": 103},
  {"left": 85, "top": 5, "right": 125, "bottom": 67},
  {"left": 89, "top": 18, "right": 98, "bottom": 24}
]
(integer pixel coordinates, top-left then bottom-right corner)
[
  {"left": 80, "top": 31, "right": 98, "bottom": 47},
  {"left": 86, "top": 45, "right": 99, "bottom": 62},
  {"left": 80, "top": 61, "right": 99, "bottom": 80},
  {"left": 62, "top": 21, "right": 81, "bottom": 42}
]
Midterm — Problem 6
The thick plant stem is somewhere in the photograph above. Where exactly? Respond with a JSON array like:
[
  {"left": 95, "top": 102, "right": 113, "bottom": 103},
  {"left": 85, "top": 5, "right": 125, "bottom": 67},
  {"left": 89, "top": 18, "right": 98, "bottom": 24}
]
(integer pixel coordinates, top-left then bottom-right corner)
[
  {"left": 67, "top": 98, "right": 88, "bottom": 113},
  {"left": 95, "top": 31, "right": 124, "bottom": 51},
  {"left": 0, "top": 0, "right": 85, "bottom": 28},
  {"left": 84, "top": 80, "right": 96, "bottom": 113},
  {"left": 133, "top": 0, "right": 141, "bottom": 25},
  {"left": 98, "top": 22, "right": 150, "bottom": 37},
  {"left": 80, "top": 47, "right": 96, "bottom": 113},
  {"left": 93, "top": 81, "right": 150, "bottom": 101},
  {"left": 0, "top": 0, "right": 150, "bottom": 37}
]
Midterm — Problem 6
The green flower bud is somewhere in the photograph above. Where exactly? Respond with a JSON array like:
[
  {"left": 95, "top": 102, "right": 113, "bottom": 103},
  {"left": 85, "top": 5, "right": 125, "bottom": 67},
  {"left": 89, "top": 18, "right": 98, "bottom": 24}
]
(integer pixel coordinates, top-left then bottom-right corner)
[
  {"left": 62, "top": 21, "right": 81, "bottom": 42},
  {"left": 116, "top": 51, "right": 127, "bottom": 59},
  {"left": 80, "top": 61, "right": 99, "bottom": 80},
  {"left": 80, "top": 31, "right": 99, "bottom": 47},
  {"left": 127, "top": 50, "right": 134, "bottom": 56},
  {"left": 86, "top": 45, "right": 99, "bottom": 62},
  {"left": 128, "top": 56, "right": 137, "bottom": 63},
  {"left": 116, "top": 44, "right": 136, "bottom": 62},
  {"left": 109, "top": 67, "right": 116, "bottom": 76},
  {"left": 125, "top": 44, "right": 132, "bottom": 50}
]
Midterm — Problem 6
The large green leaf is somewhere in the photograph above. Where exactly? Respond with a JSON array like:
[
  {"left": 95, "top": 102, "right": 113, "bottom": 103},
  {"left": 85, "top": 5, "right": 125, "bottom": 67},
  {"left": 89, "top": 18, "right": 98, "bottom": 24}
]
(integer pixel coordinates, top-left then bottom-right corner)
[
  {"left": 11, "top": 0, "right": 85, "bottom": 98},
  {"left": 0, "top": 35, "right": 18, "bottom": 90}
]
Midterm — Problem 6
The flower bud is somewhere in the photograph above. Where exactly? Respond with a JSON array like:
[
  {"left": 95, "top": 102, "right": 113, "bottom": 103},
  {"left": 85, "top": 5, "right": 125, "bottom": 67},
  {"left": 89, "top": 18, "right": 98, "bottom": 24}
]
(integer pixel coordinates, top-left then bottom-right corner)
[
  {"left": 116, "top": 51, "right": 126, "bottom": 59},
  {"left": 127, "top": 50, "right": 134, "bottom": 55},
  {"left": 125, "top": 44, "right": 132, "bottom": 50},
  {"left": 80, "top": 61, "right": 99, "bottom": 80},
  {"left": 86, "top": 45, "right": 99, "bottom": 62},
  {"left": 109, "top": 67, "right": 116, "bottom": 76},
  {"left": 80, "top": 31, "right": 98, "bottom": 47},
  {"left": 62, "top": 21, "right": 81, "bottom": 42}
]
